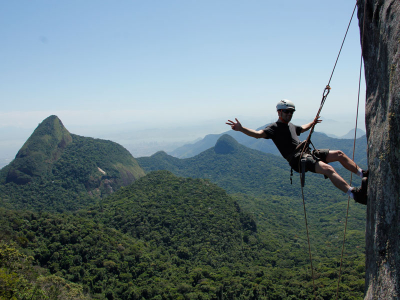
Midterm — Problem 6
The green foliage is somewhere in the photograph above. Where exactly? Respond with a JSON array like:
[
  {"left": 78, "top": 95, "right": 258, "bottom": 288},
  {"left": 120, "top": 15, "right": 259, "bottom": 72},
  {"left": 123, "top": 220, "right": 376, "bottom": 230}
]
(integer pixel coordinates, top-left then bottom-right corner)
[
  {"left": 0, "top": 127, "right": 367, "bottom": 299},
  {"left": 6, "top": 115, "right": 72, "bottom": 184},
  {"left": 136, "top": 136, "right": 367, "bottom": 299},
  {"left": 51, "top": 134, "right": 145, "bottom": 194},
  {"left": 0, "top": 169, "right": 366, "bottom": 299},
  {"left": 0, "top": 116, "right": 145, "bottom": 212},
  {"left": 95, "top": 171, "right": 256, "bottom": 261},
  {"left": 0, "top": 241, "right": 90, "bottom": 299}
]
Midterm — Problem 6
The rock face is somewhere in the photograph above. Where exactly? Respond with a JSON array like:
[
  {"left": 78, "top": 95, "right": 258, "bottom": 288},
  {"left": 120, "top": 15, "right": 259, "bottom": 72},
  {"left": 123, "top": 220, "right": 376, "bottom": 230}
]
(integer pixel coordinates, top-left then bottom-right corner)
[{"left": 357, "top": 0, "right": 400, "bottom": 299}]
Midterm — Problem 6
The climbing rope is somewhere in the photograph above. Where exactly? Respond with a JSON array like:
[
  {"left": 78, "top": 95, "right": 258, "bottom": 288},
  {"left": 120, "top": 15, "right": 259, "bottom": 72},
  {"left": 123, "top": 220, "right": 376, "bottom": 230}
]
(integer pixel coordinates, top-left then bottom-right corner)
[
  {"left": 297, "top": 3, "right": 358, "bottom": 298},
  {"left": 302, "top": 2, "right": 358, "bottom": 151},
  {"left": 335, "top": 1, "right": 367, "bottom": 299}
]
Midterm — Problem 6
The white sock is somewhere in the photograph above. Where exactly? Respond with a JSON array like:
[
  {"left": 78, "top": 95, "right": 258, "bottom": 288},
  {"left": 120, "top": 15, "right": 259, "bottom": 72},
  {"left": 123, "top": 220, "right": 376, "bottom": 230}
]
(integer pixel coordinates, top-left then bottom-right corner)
[
  {"left": 357, "top": 168, "right": 363, "bottom": 178},
  {"left": 346, "top": 187, "right": 355, "bottom": 199}
]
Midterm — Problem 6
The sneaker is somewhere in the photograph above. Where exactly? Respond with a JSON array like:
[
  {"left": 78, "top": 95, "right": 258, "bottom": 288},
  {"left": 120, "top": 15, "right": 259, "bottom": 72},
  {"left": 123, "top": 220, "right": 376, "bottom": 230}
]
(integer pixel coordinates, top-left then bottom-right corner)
[
  {"left": 353, "top": 177, "right": 368, "bottom": 205},
  {"left": 362, "top": 169, "right": 369, "bottom": 178}
]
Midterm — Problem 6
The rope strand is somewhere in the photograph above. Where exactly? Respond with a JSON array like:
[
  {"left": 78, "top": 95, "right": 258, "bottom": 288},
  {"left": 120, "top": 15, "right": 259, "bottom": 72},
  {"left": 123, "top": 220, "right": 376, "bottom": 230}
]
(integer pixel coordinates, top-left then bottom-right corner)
[
  {"left": 335, "top": 1, "right": 367, "bottom": 298},
  {"left": 300, "top": 184, "right": 316, "bottom": 298},
  {"left": 298, "top": 3, "right": 358, "bottom": 298}
]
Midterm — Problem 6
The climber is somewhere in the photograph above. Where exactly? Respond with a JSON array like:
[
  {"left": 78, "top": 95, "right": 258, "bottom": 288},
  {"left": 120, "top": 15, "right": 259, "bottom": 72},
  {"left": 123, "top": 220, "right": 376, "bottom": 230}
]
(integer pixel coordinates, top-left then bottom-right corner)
[{"left": 226, "top": 99, "right": 368, "bottom": 204}]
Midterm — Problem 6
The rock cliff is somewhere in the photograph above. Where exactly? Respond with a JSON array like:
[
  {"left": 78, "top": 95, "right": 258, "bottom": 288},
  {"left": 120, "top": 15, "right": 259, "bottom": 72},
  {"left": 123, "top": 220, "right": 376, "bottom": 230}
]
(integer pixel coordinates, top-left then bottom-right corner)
[{"left": 357, "top": 0, "right": 400, "bottom": 299}]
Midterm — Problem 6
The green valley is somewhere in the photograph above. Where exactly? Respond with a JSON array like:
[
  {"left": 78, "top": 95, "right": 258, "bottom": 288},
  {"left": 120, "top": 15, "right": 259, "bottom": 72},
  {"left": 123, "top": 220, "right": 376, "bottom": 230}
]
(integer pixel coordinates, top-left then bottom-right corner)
[{"left": 0, "top": 117, "right": 367, "bottom": 299}]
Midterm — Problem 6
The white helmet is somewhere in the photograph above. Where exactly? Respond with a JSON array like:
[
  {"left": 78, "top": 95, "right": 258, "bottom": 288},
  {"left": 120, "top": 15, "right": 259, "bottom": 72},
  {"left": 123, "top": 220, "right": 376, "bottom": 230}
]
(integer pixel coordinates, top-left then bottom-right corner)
[{"left": 276, "top": 99, "right": 296, "bottom": 111}]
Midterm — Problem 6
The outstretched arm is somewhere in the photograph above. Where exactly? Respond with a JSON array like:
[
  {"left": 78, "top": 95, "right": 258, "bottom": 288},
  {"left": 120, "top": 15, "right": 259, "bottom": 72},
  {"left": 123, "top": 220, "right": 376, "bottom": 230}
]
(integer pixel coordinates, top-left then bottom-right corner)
[
  {"left": 226, "top": 118, "right": 266, "bottom": 139},
  {"left": 301, "top": 116, "right": 322, "bottom": 133}
]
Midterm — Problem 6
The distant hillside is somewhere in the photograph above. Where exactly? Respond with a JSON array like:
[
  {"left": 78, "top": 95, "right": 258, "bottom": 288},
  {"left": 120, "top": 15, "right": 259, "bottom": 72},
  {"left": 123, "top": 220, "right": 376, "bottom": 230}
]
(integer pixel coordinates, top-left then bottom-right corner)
[
  {"left": 143, "top": 135, "right": 368, "bottom": 197},
  {"left": 0, "top": 115, "right": 145, "bottom": 212},
  {"left": 340, "top": 128, "right": 366, "bottom": 139},
  {"left": 138, "top": 134, "right": 366, "bottom": 202},
  {"left": 169, "top": 125, "right": 368, "bottom": 169}
]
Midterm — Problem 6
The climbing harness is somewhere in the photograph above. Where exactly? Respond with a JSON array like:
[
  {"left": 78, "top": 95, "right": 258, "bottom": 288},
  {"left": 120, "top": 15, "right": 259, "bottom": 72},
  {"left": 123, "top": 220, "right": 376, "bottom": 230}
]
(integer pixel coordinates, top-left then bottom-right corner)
[{"left": 296, "top": 3, "right": 360, "bottom": 298}]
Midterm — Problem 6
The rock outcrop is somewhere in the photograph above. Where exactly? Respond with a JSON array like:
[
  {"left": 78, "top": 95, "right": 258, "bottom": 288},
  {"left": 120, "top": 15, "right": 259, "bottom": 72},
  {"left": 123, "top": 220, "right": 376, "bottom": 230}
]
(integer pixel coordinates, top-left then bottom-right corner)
[{"left": 357, "top": 0, "right": 400, "bottom": 299}]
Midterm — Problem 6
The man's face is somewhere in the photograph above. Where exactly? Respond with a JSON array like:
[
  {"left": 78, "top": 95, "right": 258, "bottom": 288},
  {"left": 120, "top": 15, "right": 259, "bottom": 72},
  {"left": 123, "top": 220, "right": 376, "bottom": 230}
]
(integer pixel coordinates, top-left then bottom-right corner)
[{"left": 278, "top": 109, "right": 295, "bottom": 123}]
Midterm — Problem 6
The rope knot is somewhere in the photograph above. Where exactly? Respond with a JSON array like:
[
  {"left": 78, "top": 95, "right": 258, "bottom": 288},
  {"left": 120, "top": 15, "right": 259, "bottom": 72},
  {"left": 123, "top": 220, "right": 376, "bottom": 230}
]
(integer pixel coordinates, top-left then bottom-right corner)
[{"left": 323, "top": 85, "right": 331, "bottom": 97}]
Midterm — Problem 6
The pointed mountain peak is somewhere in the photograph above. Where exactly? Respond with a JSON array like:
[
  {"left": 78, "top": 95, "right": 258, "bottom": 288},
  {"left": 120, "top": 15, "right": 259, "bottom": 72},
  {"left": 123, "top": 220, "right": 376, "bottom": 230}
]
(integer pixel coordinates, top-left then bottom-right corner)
[
  {"left": 7, "top": 115, "right": 73, "bottom": 184},
  {"left": 214, "top": 134, "right": 240, "bottom": 154},
  {"left": 18, "top": 115, "right": 72, "bottom": 158},
  {"left": 341, "top": 128, "right": 366, "bottom": 139},
  {"left": 29, "top": 115, "right": 70, "bottom": 140},
  {"left": 41, "top": 114, "right": 62, "bottom": 124}
]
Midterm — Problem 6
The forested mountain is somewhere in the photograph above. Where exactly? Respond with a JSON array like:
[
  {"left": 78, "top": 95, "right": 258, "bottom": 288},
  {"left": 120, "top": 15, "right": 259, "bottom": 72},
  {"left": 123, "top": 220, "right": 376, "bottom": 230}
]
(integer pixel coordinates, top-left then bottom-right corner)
[
  {"left": 136, "top": 134, "right": 367, "bottom": 298},
  {"left": 0, "top": 119, "right": 367, "bottom": 299},
  {"left": 169, "top": 127, "right": 367, "bottom": 169},
  {"left": 1, "top": 171, "right": 365, "bottom": 299},
  {"left": 0, "top": 115, "right": 145, "bottom": 212},
  {"left": 340, "top": 128, "right": 366, "bottom": 139},
  {"left": 137, "top": 134, "right": 367, "bottom": 248},
  {"left": 138, "top": 134, "right": 366, "bottom": 202}
]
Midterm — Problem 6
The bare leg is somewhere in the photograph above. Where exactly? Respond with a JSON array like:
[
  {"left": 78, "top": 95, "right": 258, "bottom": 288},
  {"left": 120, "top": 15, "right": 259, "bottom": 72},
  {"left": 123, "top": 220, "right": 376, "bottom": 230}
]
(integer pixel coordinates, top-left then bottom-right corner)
[
  {"left": 325, "top": 150, "right": 359, "bottom": 174},
  {"left": 314, "top": 161, "right": 350, "bottom": 193}
]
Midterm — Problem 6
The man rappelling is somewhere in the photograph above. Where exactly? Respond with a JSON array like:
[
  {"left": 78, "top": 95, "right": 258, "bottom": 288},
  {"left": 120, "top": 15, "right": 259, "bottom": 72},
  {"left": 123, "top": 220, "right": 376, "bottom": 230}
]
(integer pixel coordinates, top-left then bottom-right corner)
[{"left": 226, "top": 99, "right": 368, "bottom": 204}]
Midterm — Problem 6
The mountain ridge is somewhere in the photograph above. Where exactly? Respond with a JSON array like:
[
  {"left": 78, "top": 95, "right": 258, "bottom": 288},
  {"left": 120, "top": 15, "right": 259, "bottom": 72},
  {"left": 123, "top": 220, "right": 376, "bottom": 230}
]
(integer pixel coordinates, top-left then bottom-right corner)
[
  {"left": 169, "top": 125, "right": 367, "bottom": 167},
  {"left": 0, "top": 115, "right": 145, "bottom": 212},
  {"left": 0, "top": 129, "right": 367, "bottom": 299},
  {"left": 137, "top": 134, "right": 365, "bottom": 203}
]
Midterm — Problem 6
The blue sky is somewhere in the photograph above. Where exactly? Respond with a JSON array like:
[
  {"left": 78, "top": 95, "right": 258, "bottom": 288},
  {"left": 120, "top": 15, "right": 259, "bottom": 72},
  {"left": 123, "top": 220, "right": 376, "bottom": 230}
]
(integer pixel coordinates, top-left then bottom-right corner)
[{"left": 0, "top": 0, "right": 365, "bottom": 159}]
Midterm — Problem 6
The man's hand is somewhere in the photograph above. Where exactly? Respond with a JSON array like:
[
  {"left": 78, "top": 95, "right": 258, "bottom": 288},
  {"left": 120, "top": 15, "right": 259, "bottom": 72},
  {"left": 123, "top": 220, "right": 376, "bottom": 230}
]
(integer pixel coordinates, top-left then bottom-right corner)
[
  {"left": 226, "top": 118, "right": 243, "bottom": 132},
  {"left": 301, "top": 116, "right": 323, "bottom": 133},
  {"left": 313, "top": 115, "right": 322, "bottom": 125},
  {"left": 226, "top": 118, "right": 266, "bottom": 138}
]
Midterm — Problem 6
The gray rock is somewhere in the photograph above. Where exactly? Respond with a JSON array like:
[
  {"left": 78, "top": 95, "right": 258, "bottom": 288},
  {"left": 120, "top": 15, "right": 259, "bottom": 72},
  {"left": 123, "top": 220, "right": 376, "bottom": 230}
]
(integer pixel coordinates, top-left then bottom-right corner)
[{"left": 358, "top": 0, "right": 400, "bottom": 298}]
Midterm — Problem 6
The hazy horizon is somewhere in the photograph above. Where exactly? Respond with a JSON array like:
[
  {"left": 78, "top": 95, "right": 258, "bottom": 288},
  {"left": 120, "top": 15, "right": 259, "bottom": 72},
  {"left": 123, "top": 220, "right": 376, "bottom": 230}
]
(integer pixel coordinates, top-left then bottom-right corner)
[
  {"left": 0, "top": 112, "right": 366, "bottom": 169},
  {"left": 1, "top": 1, "right": 366, "bottom": 166}
]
